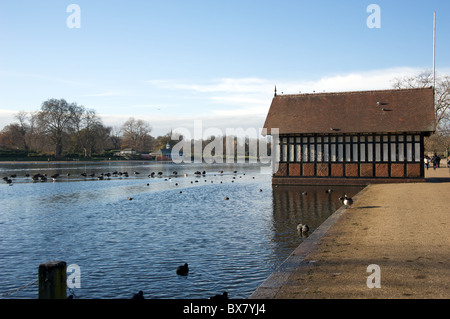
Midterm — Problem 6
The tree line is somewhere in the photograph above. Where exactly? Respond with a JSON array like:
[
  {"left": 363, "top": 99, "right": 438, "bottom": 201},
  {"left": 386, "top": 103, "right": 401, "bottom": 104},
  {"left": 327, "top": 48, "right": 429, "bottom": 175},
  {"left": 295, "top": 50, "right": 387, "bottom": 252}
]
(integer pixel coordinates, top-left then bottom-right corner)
[
  {"left": 0, "top": 98, "right": 269, "bottom": 160},
  {"left": 0, "top": 98, "right": 170, "bottom": 159}
]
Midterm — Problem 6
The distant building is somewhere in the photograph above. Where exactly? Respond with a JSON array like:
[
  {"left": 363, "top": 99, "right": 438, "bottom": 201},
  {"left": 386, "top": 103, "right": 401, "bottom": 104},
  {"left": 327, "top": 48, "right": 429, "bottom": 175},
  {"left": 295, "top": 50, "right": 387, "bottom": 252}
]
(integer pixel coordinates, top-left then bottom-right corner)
[
  {"left": 155, "top": 143, "right": 183, "bottom": 161},
  {"left": 119, "top": 148, "right": 136, "bottom": 155},
  {"left": 263, "top": 87, "right": 435, "bottom": 185}
]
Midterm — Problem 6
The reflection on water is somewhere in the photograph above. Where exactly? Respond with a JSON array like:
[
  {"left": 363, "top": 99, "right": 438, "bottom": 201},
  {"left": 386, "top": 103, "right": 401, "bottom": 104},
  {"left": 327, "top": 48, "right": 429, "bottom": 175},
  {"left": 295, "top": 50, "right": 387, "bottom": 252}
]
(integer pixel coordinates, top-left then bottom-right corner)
[
  {"left": 0, "top": 162, "right": 363, "bottom": 299},
  {"left": 270, "top": 185, "right": 362, "bottom": 260}
]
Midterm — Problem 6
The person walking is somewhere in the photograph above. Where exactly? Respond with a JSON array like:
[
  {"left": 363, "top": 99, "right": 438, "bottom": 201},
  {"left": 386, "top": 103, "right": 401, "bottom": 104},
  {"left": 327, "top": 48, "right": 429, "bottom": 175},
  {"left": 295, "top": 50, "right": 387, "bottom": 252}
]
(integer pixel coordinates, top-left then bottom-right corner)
[
  {"left": 431, "top": 153, "right": 438, "bottom": 170},
  {"left": 424, "top": 156, "right": 430, "bottom": 170}
]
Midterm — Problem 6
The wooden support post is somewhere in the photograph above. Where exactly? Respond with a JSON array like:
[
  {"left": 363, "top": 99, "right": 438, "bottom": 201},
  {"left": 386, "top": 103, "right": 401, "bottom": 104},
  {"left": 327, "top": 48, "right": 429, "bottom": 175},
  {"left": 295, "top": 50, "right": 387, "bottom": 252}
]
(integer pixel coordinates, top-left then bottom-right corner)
[{"left": 38, "top": 261, "right": 67, "bottom": 299}]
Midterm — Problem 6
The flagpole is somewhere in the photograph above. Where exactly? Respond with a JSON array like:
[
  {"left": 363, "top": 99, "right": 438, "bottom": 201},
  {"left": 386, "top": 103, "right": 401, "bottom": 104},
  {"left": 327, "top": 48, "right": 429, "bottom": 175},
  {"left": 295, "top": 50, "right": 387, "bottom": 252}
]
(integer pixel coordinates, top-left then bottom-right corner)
[
  {"left": 433, "top": 11, "right": 436, "bottom": 90},
  {"left": 433, "top": 11, "right": 437, "bottom": 133}
]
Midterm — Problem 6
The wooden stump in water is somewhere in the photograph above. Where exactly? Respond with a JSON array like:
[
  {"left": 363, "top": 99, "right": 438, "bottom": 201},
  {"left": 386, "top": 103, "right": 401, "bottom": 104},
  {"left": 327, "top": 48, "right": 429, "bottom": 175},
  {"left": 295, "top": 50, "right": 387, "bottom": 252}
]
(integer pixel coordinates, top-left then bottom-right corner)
[{"left": 38, "top": 261, "right": 67, "bottom": 299}]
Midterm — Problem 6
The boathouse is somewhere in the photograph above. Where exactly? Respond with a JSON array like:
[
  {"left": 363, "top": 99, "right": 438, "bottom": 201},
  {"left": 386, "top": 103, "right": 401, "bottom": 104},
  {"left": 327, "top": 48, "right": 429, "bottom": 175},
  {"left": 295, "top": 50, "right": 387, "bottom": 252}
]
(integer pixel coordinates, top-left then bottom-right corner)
[
  {"left": 155, "top": 143, "right": 183, "bottom": 161},
  {"left": 263, "top": 87, "right": 435, "bottom": 185}
]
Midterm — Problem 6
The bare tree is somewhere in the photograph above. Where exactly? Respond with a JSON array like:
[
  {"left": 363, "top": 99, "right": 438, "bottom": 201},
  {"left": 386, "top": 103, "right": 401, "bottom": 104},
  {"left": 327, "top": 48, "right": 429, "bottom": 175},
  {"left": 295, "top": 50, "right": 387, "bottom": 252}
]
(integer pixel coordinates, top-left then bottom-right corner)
[
  {"left": 28, "top": 111, "right": 47, "bottom": 153},
  {"left": 94, "top": 124, "right": 112, "bottom": 153},
  {"left": 37, "top": 98, "right": 84, "bottom": 158},
  {"left": 0, "top": 111, "right": 30, "bottom": 151},
  {"left": 0, "top": 123, "right": 23, "bottom": 150},
  {"left": 109, "top": 126, "right": 123, "bottom": 150},
  {"left": 121, "top": 117, "right": 153, "bottom": 152},
  {"left": 14, "top": 111, "right": 30, "bottom": 151},
  {"left": 77, "top": 109, "right": 104, "bottom": 157}
]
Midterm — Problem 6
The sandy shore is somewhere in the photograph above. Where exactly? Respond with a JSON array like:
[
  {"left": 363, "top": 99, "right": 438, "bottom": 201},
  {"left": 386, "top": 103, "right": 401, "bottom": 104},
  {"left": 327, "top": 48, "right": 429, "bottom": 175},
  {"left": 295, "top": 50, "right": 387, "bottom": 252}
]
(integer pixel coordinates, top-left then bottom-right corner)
[{"left": 251, "top": 167, "right": 450, "bottom": 299}]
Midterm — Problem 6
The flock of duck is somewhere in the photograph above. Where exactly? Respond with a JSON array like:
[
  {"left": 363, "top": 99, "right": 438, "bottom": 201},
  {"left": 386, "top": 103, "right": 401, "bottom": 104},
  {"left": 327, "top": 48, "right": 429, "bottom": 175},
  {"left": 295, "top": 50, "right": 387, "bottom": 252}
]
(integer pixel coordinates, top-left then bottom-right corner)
[
  {"left": 3, "top": 169, "right": 355, "bottom": 211},
  {"left": 3, "top": 169, "right": 264, "bottom": 208},
  {"left": 1, "top": 169, "right": 244, "bottom": 184},
  {"left": 2, "top": 169, "right": 263, "bottom": 203}
]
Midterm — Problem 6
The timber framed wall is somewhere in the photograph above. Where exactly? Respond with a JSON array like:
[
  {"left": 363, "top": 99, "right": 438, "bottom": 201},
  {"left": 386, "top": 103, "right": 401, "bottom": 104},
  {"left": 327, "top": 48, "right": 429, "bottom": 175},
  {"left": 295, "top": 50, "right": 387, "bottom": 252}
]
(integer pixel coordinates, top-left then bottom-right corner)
[{"left": 274, "top": 133, "right": 425, "bottom": 184}]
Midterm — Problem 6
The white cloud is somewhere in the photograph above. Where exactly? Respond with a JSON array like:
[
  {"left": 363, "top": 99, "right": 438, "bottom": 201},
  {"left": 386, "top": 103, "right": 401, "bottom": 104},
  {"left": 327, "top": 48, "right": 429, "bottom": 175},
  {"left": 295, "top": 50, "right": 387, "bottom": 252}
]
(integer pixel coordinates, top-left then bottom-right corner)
[
  {"left": 0, "top": 70, "right": 88, "bottom": 87},
  {"left": 83, "top": 91, "right": 127, "bottom": 97},
  {"left": 211, "top": 105, "right": 268, "bottom": 117},
  {"left": 147, "top": 67, "right": 426, "bottom": 102},
  {"left": 147, "top": 78, "right": 271, "bottom": 94},
  {"left": 277, "top": 67, "right": 425, "bottom": 94},
  {"left": 144, "top": 67, "right": 428, "bottom": 127},
  {"left": 0, "top": 109, "right": 17, "bottom": 129},
  {"left": 209, "top": 95, "right": 271, "bottom": 108}
]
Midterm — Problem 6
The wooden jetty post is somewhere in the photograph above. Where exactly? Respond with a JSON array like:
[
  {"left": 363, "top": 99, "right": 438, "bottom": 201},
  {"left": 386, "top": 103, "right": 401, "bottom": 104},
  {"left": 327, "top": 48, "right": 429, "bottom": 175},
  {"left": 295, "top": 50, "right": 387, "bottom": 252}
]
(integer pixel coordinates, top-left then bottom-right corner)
[{"left": 38, "top": 261, "right": 67, "bottom": 299}]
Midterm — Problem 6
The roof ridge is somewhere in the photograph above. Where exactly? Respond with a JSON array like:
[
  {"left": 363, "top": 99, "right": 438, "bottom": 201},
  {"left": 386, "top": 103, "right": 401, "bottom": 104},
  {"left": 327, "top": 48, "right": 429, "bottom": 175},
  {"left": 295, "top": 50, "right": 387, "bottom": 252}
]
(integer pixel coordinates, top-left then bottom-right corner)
[{"left": 276, "top": 87, "right": 433, "bottom": 98}]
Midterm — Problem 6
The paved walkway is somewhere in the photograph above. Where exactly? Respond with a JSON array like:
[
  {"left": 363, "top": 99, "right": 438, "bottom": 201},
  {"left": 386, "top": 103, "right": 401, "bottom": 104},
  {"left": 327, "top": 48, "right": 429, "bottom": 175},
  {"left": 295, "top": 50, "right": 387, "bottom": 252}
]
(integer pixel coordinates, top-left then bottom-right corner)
[{"left": 250, "top": 167, "right": 450, "bottom": 299}]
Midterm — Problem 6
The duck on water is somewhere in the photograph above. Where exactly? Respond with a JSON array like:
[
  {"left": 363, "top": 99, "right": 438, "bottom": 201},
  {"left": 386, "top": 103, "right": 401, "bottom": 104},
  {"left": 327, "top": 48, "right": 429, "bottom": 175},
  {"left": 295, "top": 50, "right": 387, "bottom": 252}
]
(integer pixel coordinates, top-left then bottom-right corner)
[{"left": 176, "top": 263, "right": 189, "bottom": 276}]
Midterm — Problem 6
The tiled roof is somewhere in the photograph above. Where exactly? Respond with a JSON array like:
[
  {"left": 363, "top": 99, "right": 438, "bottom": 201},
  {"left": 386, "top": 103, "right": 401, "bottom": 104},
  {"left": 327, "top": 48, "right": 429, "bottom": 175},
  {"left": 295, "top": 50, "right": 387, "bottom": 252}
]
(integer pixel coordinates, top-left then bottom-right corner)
[{"left": 263, "top": 87, "right": 435, "bottom": 135}]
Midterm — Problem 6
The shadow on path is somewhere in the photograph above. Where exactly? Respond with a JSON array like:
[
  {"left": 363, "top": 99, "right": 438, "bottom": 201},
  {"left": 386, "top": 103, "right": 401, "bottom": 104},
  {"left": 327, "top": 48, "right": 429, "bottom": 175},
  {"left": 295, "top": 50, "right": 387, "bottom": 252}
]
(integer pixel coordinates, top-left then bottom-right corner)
[{"left": 426, "top": 177, "right": 450, "bottom": 183}]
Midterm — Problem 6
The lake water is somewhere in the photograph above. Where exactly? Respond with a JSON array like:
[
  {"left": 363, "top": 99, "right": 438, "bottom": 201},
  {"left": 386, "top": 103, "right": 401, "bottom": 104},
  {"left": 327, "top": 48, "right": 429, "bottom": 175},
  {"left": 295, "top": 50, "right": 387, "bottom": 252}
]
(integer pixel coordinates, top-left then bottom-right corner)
[{"left": 0, "top": 161, "right": 362, "bottom": 299}]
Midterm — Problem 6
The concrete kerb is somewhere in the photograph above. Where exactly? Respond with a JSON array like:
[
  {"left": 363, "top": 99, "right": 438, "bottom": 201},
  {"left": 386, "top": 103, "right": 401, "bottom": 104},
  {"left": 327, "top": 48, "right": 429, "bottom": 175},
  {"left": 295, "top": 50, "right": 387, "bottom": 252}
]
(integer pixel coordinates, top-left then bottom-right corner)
[{"left": 248, "top": 185, "right": 372, "bottom": 299}]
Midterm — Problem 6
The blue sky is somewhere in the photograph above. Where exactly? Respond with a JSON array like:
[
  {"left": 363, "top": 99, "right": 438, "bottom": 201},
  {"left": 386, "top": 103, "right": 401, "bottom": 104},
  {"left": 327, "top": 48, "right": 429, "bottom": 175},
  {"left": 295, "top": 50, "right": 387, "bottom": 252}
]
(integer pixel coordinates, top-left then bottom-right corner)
[{"left": 1, "top": 0, "right": 449, "bottom": 136}]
